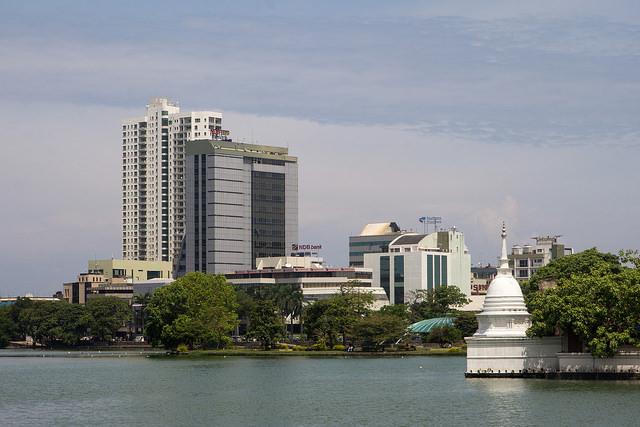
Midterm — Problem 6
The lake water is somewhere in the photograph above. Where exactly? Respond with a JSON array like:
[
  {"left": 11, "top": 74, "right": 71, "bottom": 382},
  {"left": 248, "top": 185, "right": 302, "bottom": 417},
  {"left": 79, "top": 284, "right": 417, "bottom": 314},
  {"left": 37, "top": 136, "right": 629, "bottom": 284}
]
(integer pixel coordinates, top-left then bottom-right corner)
[{"left": 2, "top": 350, "right": 640, "bottom": 426}]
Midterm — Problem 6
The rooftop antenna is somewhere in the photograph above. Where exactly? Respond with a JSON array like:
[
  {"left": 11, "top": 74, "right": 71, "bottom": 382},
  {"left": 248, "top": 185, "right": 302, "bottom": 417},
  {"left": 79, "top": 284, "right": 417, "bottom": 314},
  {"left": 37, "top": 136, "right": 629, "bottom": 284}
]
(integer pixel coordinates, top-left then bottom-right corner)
[{"left": 426, "top": 216, "right": 442, "bottom": 233}]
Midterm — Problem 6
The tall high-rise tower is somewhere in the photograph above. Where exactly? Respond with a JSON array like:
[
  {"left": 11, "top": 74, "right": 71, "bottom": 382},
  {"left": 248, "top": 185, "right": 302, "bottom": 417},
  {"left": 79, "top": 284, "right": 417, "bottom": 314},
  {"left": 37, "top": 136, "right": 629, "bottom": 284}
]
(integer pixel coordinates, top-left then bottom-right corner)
[{"left": 122, "top": 98, "right": 223, "bottom": 263}]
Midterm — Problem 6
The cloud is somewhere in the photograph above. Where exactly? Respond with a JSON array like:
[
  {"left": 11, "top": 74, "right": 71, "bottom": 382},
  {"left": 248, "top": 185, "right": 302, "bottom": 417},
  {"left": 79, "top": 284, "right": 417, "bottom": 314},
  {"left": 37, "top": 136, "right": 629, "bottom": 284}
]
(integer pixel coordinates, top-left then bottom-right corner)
[{"left": 1, "top": 2, "right": 639, "bottom": 295}]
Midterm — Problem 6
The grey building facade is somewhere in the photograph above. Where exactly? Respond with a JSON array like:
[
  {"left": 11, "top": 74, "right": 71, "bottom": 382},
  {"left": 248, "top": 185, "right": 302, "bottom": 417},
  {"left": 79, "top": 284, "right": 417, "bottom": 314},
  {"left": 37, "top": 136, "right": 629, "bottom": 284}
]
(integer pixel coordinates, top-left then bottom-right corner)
[{"left": 175, "top": 139, "right": 298, "bottom": 276}]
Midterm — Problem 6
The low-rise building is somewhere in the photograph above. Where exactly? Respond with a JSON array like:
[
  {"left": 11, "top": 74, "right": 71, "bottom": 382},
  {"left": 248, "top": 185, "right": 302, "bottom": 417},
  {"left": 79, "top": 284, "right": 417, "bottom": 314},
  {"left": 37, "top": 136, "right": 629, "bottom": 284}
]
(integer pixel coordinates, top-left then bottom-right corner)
[
  {"left": 225, "top": 256, "right": 389, "bottom": 309},
  {"left": 471, "top": 265, "right": 497, "bottom": 295},
  {"left": 62, "top": 272, "right": 133, "bottom": 304},
  {"left": 87, "top": 259, "right": 173, "bottom": 282},
  {"left": 62, "top": 259, "right": 172, "bottom": 304},
  {"left": 508, "top": 235, "right": 573, "bottom": 281}
]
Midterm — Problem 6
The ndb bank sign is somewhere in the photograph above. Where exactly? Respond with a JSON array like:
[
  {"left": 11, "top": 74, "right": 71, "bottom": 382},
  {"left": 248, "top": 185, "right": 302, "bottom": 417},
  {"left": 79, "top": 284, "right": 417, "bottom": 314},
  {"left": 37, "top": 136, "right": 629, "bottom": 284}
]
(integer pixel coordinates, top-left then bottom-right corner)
[{"left": 292, "top": 244, "right": 323, "bottom": 251}]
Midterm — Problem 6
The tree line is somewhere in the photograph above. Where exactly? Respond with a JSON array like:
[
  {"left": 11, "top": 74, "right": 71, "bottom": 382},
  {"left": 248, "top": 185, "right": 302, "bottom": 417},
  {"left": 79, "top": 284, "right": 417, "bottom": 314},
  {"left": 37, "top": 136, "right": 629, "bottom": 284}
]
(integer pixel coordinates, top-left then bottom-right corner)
[
  {"left": 0, "top": 271, "right": 478, "bottom": 350},
  {"left": 0, "top": 297, "right": 132, "bottom": 347},
  {"left": 143, "top": 272, "right": 477, "bottom": 351}
]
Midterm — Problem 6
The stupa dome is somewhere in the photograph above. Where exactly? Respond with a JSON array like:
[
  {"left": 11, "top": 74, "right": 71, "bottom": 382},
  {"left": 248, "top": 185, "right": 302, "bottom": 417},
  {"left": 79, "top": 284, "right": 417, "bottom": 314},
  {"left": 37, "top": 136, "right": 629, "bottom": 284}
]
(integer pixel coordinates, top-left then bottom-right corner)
[{"left": 474, "top": 223, "right": 531, "bottom": 337}]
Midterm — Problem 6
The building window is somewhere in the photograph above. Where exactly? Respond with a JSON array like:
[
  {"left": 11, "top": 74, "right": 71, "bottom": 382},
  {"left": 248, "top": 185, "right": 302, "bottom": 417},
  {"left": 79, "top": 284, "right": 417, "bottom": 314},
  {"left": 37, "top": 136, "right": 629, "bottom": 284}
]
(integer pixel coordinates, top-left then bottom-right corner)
[
  {"left": 394, "top": 255, "right": 404, "bottom": 304},
  {"left": 519, "top": 259, "right": 528, "bottom": 267},
  {"left": 441, "top": 256, "right": 447, "bottom": 286},
  {"left": 380, "top": 256, "right": 390, "bottom": 299},
  {"left": 427, "top": 255, "right": 433, "bottom": 291}
]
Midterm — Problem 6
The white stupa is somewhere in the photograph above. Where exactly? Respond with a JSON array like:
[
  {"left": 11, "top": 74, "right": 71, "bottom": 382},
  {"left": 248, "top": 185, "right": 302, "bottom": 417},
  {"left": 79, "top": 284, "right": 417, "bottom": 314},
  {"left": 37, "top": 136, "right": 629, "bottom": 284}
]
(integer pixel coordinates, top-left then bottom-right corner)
[
  {"left": 466, "top": 222, "right": 563, "bottom": 376},
  {"left": 473, "top": 222, "right": 531, "bottom": 337}
]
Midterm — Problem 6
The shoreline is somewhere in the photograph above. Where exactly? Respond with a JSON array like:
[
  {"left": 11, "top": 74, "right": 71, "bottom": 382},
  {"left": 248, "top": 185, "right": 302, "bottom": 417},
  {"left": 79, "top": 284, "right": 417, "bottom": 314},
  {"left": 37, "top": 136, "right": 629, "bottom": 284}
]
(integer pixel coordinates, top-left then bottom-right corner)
[{"left": 0, "top": 347, "right": 466, "bottom": 358}]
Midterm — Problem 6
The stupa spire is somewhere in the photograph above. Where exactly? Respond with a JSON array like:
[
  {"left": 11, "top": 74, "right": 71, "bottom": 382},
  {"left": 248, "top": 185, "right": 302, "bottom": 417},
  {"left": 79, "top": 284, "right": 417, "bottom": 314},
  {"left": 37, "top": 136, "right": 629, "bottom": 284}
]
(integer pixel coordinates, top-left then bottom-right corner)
[{"left": 498, "top": 221, "right": 511, "bottom": 274}]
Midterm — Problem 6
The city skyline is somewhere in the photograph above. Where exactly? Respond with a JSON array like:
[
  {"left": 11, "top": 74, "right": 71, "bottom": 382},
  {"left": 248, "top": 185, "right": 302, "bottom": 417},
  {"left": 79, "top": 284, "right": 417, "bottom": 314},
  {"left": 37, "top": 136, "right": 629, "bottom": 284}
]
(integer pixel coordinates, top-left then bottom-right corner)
[{"left": 1, "top": 1, "right": 639, "bottom": 296}]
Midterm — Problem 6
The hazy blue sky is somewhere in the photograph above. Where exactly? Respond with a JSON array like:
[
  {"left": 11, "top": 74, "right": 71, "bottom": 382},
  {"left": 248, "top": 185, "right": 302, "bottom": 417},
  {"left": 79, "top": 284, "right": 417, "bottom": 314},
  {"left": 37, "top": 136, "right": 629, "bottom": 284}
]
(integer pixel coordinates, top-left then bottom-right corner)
[{"left": 1, "top": 1, "right": 639, "bottom": 296}]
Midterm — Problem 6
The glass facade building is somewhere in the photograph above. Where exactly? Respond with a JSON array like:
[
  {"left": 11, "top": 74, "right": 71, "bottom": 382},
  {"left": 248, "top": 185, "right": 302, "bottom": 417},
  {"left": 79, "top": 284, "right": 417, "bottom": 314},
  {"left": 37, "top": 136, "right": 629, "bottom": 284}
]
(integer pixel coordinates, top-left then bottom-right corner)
[{"left": 175, "top": 139, "right": 298, "bottom": 276}]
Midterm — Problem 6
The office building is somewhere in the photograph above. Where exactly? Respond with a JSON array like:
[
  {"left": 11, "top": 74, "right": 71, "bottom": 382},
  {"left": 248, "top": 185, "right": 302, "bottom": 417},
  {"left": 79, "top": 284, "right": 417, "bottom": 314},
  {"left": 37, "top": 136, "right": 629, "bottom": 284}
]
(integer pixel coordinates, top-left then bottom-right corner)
[
  {"left": 122, "top": 98, "right": 224, "bottom": 264},
  {"left": 175, "top": 139, "right": 298, "bottom": 276},
  {"left": 365, "top": 228, "right": 472, "bottom": 304}
]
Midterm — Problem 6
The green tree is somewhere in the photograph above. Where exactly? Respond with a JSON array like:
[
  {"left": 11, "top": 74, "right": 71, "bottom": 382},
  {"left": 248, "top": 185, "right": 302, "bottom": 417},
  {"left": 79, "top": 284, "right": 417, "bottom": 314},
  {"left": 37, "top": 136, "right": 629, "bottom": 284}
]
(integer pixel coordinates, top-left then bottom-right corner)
[
  {"left": 233, "top": 287, "right": 256, "bottom": 336},
  {"left": 408, "top": 286, "right": 471, "bottom": 322},
  {"left": 379, "top": 304, "right": 411, "bottom": 320},
  {"left": 303, "top": 281, "right": 374, "bottom": 347},
  {"left": 453, "top": 311, "right": 479, "bottom": 337},
  {"left": 8, "top": 297, "right": 35, "bottom": 339},
  {"left": 520, "top": 247, "right": 621, "bottom": 305},
  {"left": 427, "top": 325, "right": 462, "bottom": 347},
  {"left": 352, "top": 311, "right": 409, "bottom": 351},
  {"left": 18, "top": 301, "right": 89, "bottom": 346},
  {"left": 302, "top": 299, "right": 340, "bottom": 347},
  {"left": 145, "top": 272, "right": 238, "bottom": 349},
  {"left": 0, "top": 306, "right": 18, "bottom": 348},
  {"left": 526, "top": 248, "right": 640, "bottom": 358},
  {"left": 254, "top": 284, "right": 304, "bottom": 336},
  {"left": 247, "top": 300, "right": 286, "bottom": 350},
  {"left": 86, "top": 297, "right": 132, "bottom": 342}
]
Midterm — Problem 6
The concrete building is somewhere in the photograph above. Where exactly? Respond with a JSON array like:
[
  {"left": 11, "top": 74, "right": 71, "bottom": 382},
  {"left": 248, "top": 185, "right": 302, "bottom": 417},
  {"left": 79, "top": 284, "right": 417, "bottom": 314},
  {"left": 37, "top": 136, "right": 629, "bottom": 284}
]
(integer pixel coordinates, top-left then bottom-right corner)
[
  {"left": 364, "top": 228, "right": 472, "bottom": 304},
  {"left": 122, "top": 98, "right": 224, "bottom": 264},
  {"left": 471, "top": 265, "right": 497, "bottom": 295},
  {"left": 87, "top": 259, "right": 173, "bottom": 282},
  {"left": 62, "top": 272, "right": 133, "bottom": 304},
  {"left": 62, "top": 260, "right": 172, "bottom": 304},
  {"left": 508, "top": 235, "right": 573, "bottom": 281},
  {"left": 175, "top": 139, "right": 298, "bottom": 276},
  {"left": 225, "top": 256, "right": 388, "bottom": 309},
  {"left": 349, "top": 222, "right": 405, "bottom": 267},
  {"left": 133, "top": 278, "right": 174, "bottom": 296}
]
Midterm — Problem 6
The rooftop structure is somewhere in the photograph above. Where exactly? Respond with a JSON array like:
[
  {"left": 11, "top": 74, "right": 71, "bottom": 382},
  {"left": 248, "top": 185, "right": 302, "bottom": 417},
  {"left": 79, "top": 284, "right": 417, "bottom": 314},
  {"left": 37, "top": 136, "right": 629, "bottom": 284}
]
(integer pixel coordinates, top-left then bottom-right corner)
[{"left": 349, "top": 222, "right": 405, "bottom": 267}]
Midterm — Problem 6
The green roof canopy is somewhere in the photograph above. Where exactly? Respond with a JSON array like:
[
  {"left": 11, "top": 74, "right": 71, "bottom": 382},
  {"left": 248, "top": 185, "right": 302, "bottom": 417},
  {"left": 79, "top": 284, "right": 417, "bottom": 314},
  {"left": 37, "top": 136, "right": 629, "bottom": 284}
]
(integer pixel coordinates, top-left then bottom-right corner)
[{"left": 409, "top": 317, "right": 455, "bottom": 333}]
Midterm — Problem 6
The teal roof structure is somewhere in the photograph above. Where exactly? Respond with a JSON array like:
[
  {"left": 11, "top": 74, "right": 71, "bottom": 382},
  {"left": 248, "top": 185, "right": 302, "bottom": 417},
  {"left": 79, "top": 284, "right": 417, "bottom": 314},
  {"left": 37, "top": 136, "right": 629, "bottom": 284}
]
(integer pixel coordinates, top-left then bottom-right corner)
[{"left": 409, "top": 317, "right": 455, "bottom": 333}]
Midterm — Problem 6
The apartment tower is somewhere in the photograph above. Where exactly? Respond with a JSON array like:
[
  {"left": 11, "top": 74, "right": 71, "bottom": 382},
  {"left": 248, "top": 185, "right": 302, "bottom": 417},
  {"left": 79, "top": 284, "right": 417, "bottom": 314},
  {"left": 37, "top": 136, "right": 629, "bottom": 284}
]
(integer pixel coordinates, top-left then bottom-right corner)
[{"left": 122, "top": 98, "right": 223, "bottom": 263}]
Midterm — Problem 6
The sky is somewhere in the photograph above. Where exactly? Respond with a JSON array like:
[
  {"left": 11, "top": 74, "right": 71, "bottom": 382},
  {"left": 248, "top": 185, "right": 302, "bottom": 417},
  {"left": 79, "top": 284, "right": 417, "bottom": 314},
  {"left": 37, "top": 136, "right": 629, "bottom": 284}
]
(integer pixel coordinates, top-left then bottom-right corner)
[{"left": 1, "top": 1, "right": 639, "bottom": 296}]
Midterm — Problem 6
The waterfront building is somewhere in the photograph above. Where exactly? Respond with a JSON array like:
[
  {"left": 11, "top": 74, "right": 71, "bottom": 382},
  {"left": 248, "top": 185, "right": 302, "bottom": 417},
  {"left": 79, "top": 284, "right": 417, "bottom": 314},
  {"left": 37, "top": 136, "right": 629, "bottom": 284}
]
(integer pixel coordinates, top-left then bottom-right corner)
[
  {"left": 225, "top": 256, "right": 388, "bottom": 309},
  {"left": 122, "top": 98, "right": 224, "bottom": 264},
  {"left": 175, "top": 139, "right": 298, "bottom": 276},
  {"left": 364, "top": 228, "right": 472, "bottom": 304},
  {"left": 62, "top": 273, "right": 133, "bottom": 304},
  {"left": 61, "top": 259, "right": 171, "bottom": 304},
  {"left": 349, "top": 222, "right": 406, "bottom": 267},
  {"left": 508, "top": 235, "right": 573, "bottom": 282}
]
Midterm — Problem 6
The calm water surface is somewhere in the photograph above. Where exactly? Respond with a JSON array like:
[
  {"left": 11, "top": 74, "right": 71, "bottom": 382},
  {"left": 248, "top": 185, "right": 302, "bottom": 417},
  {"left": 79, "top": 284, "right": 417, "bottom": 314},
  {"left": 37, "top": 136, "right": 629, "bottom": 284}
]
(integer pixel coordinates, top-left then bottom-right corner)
[{"left": 1, "top": 350, "right": 640, "bottom": 426}]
